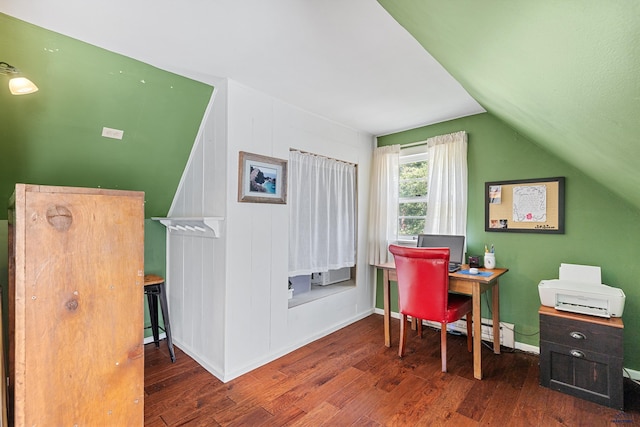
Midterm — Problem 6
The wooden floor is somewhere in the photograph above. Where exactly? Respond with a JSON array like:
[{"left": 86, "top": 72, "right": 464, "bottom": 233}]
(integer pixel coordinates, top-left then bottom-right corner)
[{"left": 144, "top": 314, "right": 640, "bottom": 426}]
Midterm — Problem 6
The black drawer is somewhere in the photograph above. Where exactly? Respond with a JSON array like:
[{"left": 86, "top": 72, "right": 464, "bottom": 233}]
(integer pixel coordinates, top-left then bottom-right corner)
[
  {"left": 540, "top": 313, "right": 623, "bottom": 354},
  {"left": 540, "top": 340, "right": 624, "bottom": 409}
]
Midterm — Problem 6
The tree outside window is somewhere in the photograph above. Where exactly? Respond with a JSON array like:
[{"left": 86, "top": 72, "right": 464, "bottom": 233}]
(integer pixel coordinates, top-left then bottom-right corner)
[{"left": 398, "top": 151, "right": 427, "bottom": 240}]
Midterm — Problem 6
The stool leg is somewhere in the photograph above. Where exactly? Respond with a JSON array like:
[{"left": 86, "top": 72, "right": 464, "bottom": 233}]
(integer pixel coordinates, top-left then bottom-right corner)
[
  {"left": 158, "top": 282, "right": 176, "bottom": 363},
  {"left": 146, "top": 289, "right": 160, "bottom": 348}
]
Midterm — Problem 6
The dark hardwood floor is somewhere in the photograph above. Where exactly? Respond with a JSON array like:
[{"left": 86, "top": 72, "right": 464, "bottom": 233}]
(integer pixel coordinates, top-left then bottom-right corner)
[{"left": 144, "top": 314, "right": 640, "bottom": 426}]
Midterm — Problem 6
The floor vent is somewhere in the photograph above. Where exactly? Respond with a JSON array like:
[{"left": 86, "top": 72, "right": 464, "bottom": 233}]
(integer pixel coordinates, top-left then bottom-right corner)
[{"left": 423, "top": 317, "right": 515, "bottom": 349}]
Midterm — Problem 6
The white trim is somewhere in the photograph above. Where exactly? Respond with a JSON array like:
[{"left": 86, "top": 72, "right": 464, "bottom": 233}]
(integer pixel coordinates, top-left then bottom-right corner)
[
  {"left": 168, "top": 87, "right": 217, "bottom": 216},
  {"left": 624, "top": 368, "right": 640, "bottom": 381},
  {"left": 372, "top": 311, "right": 640, "bottom": 377},
  {"left": 143, "top": 332, "right": 167, "bottom": 345},
  {"left": 515, "top": 342, "right": 539, "bottom": 354}
]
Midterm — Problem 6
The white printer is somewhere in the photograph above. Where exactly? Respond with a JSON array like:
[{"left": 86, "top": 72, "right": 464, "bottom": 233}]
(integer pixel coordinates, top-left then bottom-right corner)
[{"left": 538, "top": 263, "right": 625, "bottom": 318}]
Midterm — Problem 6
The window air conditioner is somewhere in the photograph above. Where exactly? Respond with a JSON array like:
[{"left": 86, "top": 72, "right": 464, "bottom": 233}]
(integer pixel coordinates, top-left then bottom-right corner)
[{"left": 311, "top": 267, "right": 351, "bottom": 286}]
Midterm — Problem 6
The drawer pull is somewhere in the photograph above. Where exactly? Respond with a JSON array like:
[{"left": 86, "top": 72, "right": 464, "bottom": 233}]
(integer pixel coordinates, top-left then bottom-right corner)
[
  {"left": 569, "top": 331, "right": 586, "bottom": 340},
  {"left": 570, "top": 349, "right": 585, "bottom": 358}
]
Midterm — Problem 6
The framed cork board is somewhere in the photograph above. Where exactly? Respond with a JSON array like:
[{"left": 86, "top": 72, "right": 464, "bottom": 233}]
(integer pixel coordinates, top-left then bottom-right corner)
[{"left": 485, "top": 177, "right": 565, "bottom": 234}]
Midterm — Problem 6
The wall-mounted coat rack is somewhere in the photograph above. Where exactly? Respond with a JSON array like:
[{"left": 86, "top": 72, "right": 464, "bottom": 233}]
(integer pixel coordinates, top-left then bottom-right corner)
[{"left": 152, "top": 217, "right": 224, "bottom": 238}]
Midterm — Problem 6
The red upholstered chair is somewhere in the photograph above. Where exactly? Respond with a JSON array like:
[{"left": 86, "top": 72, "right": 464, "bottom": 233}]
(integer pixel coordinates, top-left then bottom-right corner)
[{"left": 389, "top": 244, "right": 473, "bottom": 372}]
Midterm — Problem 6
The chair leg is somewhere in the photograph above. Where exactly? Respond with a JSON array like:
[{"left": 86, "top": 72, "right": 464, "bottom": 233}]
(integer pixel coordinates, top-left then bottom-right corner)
[
  {"left": 466, "top": 314, "right": 473, "bottom": 353},
  {"left": 399, "top": 314, "right": 408, "bottom": 357},
  {"left": 440, "top": 322, "right": 447, "bottom": 372},
  {"left": 157, "top": 282, "right": 176, "bottom": 363},
  {"left": 146, "top": 288, "right": 160, "bottom": 348},
  {"left": 417, "top": 318, "right": 423, "bottom": 338}
]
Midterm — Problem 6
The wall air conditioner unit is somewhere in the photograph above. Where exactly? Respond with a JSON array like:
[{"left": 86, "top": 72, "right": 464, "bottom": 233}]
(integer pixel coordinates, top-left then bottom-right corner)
[{"left": 311, "top": 267, "right": 351, "bottom": 286}]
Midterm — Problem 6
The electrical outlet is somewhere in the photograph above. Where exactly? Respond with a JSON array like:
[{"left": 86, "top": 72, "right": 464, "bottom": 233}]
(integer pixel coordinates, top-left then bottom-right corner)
[{"left": 101, "top": 127, "right": 124, "bottom": 140}]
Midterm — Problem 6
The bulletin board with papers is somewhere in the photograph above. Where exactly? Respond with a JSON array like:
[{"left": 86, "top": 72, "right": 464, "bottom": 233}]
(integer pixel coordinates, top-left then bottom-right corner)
[{"left": 485, "top": 177, "right": 565, "bottom": 234}]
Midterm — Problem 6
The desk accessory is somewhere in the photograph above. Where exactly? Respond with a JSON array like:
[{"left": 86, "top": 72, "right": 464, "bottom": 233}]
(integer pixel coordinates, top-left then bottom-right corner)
[
  {"left": 484, "top": 252, "right": 496, "bottom": 269},
  {"left": 458, "top": 269, "right": 493, "bottom": 277},
  {"left": 468, "top": 255, "right": 482, "bottom": 268}
]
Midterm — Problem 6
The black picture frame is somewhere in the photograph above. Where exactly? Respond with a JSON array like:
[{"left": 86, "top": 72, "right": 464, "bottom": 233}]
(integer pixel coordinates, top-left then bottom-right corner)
[{"left": 485, "top": 177, "right": 565, "bottom": 234}]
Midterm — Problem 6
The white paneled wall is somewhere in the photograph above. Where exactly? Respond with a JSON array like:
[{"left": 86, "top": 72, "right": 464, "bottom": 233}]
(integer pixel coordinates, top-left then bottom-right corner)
[
  {"left": 164, "top": 78, "right": 375, "bottom": 382},
  {"left": 165, "top": 78, "right": 228, "bottom": 379}
]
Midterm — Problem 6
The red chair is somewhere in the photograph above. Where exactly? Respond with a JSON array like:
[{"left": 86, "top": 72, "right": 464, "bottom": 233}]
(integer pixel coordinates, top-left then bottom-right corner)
[{"left": 389, "top": 244, "right": 472, "bottom": 372}]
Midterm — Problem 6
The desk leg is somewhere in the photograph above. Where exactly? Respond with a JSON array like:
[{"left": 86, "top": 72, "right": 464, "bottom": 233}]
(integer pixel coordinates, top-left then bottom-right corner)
[
  {"left": 383, "top": 269, "right": 391, "bottom": 347},
  {"left": 472, "top": 283, "right": 482, "bottom": 380},
  {"left": 492, "top": 281, "right": 501, "bottom": 354}
]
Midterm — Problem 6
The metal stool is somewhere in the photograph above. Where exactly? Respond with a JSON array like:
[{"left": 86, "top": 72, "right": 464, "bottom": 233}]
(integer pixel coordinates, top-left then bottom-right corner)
[{"left": 144, "top": 274, "right": 176, "bottom": 362}]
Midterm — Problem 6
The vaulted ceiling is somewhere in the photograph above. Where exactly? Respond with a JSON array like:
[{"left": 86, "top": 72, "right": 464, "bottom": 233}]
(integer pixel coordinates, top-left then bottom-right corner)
[
  {"left": 379, "top": 1, "right": 640, "bottom": 210},
  {"left": 2, "top": 1, "right": 639, "bottom": 208},
  {"left": 0, "top": 0, "right": 484, "bottom": 136}
]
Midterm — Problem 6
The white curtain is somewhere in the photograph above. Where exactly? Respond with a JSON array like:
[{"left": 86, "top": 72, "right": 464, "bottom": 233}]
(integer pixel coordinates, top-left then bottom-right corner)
[
  {"left": 288, "top": 151, "right": 356, "bottom": 276},
  {"left": 366, "top": 144, "right": 400, "bottom": 266},
  {"left": 424, "top": 131, "right": 468, "bottom": 236}
]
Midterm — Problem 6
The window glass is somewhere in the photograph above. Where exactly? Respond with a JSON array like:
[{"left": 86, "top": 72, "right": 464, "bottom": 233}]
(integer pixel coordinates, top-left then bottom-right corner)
[{"left": 398, "top": 148, "right": 427, "bottom": 241}]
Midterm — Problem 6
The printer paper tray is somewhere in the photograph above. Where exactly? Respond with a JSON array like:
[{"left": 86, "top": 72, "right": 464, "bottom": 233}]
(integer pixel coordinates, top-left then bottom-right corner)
[{"left": 555, "top": 302, "right": 610, "bottom": 318}]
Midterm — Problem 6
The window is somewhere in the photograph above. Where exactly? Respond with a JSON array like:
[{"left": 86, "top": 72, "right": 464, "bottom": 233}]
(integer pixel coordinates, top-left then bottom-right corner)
[{"left": 398, "top": 146, "right": 428, "bottom": 241}]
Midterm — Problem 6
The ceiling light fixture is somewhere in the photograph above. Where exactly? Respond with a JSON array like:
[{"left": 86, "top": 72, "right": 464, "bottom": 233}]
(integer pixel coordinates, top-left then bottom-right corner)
[{"left": 0, "top": 61, "right": 39, "bottom": 95}]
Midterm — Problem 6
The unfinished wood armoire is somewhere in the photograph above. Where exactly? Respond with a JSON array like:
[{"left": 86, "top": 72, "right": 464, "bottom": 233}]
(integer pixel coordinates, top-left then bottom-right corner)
[{"left": 5, "top": 184, "right": 145, "bottom": 425}]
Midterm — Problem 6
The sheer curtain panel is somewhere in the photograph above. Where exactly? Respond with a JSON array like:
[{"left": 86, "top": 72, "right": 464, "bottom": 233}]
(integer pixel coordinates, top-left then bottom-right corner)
[
  {"left": 366, "top": 144, "right": 400, "bottom": 266},
  {"left": 424, "top": 131, "right": 468, "bottom": 237},
  {"left": 288, "top": 151, "right": 356, "bottom": 276}
]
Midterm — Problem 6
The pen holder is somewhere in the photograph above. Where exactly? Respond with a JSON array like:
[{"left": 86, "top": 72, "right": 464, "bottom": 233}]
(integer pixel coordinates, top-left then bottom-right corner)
[{"left": 484, "top": 253, "right": 496, "bottom": 270}]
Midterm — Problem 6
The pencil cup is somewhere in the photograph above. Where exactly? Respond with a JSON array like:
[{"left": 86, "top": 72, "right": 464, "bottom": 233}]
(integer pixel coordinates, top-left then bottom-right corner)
[{"left": 484, "top": 253, "right": 496, "bottom": 270}]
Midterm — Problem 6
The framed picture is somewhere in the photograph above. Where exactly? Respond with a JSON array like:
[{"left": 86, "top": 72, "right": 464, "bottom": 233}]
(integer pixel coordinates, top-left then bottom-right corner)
[
  {"left": 238, "top": 151, "right": 287, "bottom": 204},
  {"left": 485, "top": 177, "right": 565, "bottom": 234}
]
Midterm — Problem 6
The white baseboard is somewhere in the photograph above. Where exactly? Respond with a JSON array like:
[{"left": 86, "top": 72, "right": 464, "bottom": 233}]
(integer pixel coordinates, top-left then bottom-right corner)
[
  {"left": 425, "top": 317, "right": 515, "bottom": 348},
  {"left": 372, "top": 310, "right": 640, "bottom": 375},
  {"left": 218, "top": 310, "right": 375, "bottom": 383},
  {"left": 175, "top": 310, "right": 375, "bottom": 383},
  {"left": 624, "top": 368, "right": 640, "bottom": 381},
  {"left": 514, "top": 341, "right": 539, "bottom": 354},
  {"left": 166, "top": 310, "right": 640, "bottom": 384},
  {"left": 144, "top": 332, "right": 167, "bottom": 345},
  {"left": 373, "top": 308, "right": 516, "bottom": 349}
]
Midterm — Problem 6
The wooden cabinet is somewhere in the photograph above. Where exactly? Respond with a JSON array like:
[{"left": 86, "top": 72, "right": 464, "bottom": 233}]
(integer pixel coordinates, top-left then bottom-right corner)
[
  {"left": 539, "top": 306, "right": 624, "bottom": 409},
  {"left": 6, "top": 184, "right": 145, "bottom": 425}
]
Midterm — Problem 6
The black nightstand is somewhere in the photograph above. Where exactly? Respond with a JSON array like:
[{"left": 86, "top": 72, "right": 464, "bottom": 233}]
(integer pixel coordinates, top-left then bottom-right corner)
[{"left": 539, "top": 306, "right": 624, "bottom": 410}]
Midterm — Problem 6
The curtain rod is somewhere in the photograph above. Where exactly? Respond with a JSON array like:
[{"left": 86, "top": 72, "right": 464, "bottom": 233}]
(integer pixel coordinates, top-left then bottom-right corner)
[
  {"left": 289, "top": 148, "right": 356, "bottom": 166},
  {"left": 401, "top": 140, "right": 427, "bottom": 148},
  {"left": 400, "top": 130, "right": 467, "bottom": 149}
]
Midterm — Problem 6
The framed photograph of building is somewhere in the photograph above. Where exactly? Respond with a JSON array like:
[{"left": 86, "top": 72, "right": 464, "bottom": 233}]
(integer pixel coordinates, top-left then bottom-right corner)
[{"left": 238, "top": 151, "right": 287, "bottom": 204}]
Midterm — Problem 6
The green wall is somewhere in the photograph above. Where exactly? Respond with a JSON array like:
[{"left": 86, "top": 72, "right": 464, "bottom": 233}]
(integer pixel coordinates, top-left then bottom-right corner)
[
  {"left": 0, "top": 13, "right": 213, "bottom": 219},
  {"left": 378, "top": 112, "right": 640, "bottom": 371},
  {"left": 0, "top": 14, "right": 213, "bottom": 338},
  {"left": 143, "top": 220, "right": 167, "bottom": 335}
]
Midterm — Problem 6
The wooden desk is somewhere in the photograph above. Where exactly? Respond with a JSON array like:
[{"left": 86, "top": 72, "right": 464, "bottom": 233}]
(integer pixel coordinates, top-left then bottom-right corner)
[{"left": 376, "top": 262, "right": 508, "bottom": 380}]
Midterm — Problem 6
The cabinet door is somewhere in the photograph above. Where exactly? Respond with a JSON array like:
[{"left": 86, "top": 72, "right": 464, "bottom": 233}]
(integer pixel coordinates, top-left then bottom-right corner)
[
  {"left": 540, "top": 340, "right": 623, "bottom": 410},
  {"left": 14, "top": 188, "right": 144, "bottom": 425}
]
